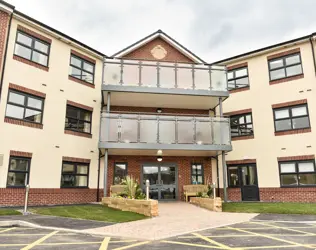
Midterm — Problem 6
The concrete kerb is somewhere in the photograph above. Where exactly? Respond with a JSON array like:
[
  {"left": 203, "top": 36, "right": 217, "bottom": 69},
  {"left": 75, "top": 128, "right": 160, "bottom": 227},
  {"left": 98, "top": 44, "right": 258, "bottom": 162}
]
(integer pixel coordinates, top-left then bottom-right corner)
[
  {"left": 252, "top": 219, "right": 316, "bottom": 224},
  {"left": 0, "top": 218, "right": 257, "bottom": 241}
]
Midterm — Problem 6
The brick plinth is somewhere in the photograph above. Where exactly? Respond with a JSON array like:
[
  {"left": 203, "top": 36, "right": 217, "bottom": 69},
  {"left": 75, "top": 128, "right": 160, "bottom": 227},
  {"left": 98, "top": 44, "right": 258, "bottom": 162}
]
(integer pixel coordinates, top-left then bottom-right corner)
[
  {"left": 220, "top": 187, "right": 316, "bottom": 202},
  {"left": 0, "top": 188, "right": 103, "bottom": 207},
  {"left": 107, "top": 155, "right": 212, "bottom": 201}
]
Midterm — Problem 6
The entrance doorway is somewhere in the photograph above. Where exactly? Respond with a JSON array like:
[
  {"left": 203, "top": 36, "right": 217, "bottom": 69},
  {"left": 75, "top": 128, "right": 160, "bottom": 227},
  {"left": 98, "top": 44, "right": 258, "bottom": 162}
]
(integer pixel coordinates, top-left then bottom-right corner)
[
  {"left": 142, "top": 163, "right": 178, "bottom": 200},
  {"left": 227, "top": 164, "right": 260, "bottom": 201}
]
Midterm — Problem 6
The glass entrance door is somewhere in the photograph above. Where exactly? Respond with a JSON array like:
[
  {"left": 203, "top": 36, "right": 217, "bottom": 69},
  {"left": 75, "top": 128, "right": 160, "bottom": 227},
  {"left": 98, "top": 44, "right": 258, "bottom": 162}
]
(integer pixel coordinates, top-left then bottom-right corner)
[{"left": 142, "top": 164, "right": 177, "bottom": 200}]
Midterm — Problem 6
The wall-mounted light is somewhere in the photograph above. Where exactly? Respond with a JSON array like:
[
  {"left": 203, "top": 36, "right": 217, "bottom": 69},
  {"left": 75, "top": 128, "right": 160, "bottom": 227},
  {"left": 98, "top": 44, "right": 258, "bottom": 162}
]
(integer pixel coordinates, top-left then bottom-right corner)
[
  {"left": 157, "top": 108, "right": 162, "bottom": 113},
  {"left": 157, "top": 150, "right": 162, "bottom": 155},
  {"left": 157, "top": 156, "right": 163, "bottom": 162}
]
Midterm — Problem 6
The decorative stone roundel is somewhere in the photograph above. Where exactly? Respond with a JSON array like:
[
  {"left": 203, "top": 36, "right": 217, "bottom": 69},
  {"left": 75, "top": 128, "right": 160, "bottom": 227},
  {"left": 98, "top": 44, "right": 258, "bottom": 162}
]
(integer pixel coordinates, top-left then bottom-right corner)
[{"left": 151, "top": 45, "right": 167, "bottom": 59}]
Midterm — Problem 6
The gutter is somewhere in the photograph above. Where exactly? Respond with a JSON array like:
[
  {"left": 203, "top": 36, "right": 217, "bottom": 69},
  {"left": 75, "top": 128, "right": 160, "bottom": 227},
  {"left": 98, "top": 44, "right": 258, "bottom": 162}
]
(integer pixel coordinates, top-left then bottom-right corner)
[
  {"left": 0, "top": 10, "right": 13, "bottom": 102},
  {"left": 309, "top": 36, "right": 316, "bottom": 76},
  {"left": 96, "top": 150, "right": 104, "bottom": 202}
]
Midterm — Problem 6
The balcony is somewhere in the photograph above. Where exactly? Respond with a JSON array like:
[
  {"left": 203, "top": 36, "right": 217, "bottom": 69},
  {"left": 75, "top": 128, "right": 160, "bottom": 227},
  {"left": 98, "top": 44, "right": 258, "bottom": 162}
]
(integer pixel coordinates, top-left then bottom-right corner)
[
  {"left": 99, "top": 113, "right": 232, "bottom": 156},
  {"left": 102, "top": 59, "right": 229, "bottom": 109}
]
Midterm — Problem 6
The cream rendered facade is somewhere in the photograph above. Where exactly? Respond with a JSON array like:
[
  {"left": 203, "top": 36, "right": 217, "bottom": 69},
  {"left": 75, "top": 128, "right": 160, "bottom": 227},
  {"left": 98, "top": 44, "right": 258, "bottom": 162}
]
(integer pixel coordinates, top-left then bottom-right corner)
[
  {"left": 0, "top": 6, "right": 104, "bottom": 205},
  {"left": 216, "top": 39, "right": 316, "bottom": 201}
]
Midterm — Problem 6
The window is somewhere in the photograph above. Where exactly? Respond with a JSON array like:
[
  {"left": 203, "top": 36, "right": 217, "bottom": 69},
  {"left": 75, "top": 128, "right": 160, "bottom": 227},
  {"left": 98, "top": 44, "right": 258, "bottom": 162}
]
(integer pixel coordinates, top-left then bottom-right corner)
[
  {"left": 228, "top": 164, "right": 257, "bottom": 187},
  {"left": 191, "top": 164, "right": 203, "bottom": 184},
  {"left": 61, "top": 162, "right": 89, "bottom": 188},
  {"left": 65, "top": 105, "right": 92, "bottom": 134},
  {"left": 227, "top": 67, "right": 249, "bottom": 90},
  {"left": 7, "top": 156, "right": 31, "bottom": 187},
  {"left": 14, "top": 31, "right": 50, "bottom": 66},
  {"left": 279, "top": 160, "right": 316, "bottom": 187},
  {"left": 230, "top": 113, "right": 253, "bottom": 137},
  {"left": 6, "top": 90, "right": 44, "bottom": 124},
  {"left": 273, "top": 104, "right": 310, "bottom": 132},
  {"left": 114, "top": 163, "right": 127, "bottom": 185},
  {"left": 268, "top": 53, "right": 303, "bottom": 81},
  {"left": 69, "top": 54, "right": 95, "bottom": 84}
]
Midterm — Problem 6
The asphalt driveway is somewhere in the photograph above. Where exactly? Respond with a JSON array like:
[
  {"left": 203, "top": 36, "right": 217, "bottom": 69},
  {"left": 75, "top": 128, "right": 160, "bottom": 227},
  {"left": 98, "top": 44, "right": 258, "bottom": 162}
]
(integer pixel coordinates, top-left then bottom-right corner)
[{"left": 2, "top": 220, "right": 316, "bottom": 249}]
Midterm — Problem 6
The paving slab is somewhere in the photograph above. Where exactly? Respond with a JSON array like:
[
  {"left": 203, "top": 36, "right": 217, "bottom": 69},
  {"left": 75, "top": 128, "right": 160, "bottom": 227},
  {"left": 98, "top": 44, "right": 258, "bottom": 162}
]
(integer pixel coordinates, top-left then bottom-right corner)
[
  {"left": 0, "top": 215, "right": 114, "bottom": 230},
  {"left": 85, "top": 201, "right": 257, "bottom": 240}
]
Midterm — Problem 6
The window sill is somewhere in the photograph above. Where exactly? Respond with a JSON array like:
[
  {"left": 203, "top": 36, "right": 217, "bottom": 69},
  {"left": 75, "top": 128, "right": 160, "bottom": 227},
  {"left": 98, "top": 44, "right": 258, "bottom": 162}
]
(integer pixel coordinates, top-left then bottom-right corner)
[
  {"left": 280, "top": 185, "right": 316, "bottom": 188},
  {"left": 60, "top": 186, "right": 89, "bottom": 189},
  {"left": 64, "top": 129, "right": 92, "bottom": 138},
  {"left": 232, "top": 135, "right": 254, "bottom": 141},
  {"left": 68, "top": 76, "right": 95, "bottom": 88},
  {"left": 13, "top": 55, "right": 49, "bottom": 72},
  {"left": 6, "top": 186, "right": 27, "bottom": 189},
  {"left": 275, "top": 128, "right": 311, "bottom": 136},
  {"left": 229, "top": 86, "right": 250, "bottom": 94},
  {"left": 4, "top": 117, "right": 43, "bottom": 129},
  {"left": 269, "top": 74, "right": 304, "bottom": 85}
]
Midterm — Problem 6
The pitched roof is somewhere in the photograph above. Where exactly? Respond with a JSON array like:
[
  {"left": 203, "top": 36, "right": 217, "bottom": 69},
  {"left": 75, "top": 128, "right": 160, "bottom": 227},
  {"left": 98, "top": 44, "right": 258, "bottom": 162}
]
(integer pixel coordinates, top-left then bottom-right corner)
[{"left": 112, "top": 29, "right": 206, "bottom": 64}]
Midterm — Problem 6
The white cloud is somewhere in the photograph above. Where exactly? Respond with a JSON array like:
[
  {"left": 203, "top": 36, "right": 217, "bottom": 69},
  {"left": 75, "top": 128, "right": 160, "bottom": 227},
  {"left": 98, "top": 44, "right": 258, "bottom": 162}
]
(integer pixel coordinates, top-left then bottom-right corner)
[{"left": 7, "top": 0, "right": 316, "bottom": 62}]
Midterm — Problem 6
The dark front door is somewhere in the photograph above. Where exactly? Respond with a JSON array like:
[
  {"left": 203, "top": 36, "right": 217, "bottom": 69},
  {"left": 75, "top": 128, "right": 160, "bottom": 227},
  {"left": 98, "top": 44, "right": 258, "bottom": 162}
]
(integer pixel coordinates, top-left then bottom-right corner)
[
  {"left": 240, "top": 165, "right": 259, "bottom": 201},
  {"left": 228, "top": 164, "right": 259, "bottom": 201},
  {"left": 142, "top": 164, "right": 177, "bottom": 200}
]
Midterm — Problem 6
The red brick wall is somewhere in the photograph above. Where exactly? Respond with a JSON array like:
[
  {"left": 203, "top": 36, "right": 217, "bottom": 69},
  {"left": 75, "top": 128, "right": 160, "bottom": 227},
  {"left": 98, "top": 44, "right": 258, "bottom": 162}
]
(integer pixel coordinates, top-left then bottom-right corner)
[
  {"left": 123, "top": 37, "right": 194, "bottom": 63},
  {"left": 220, "top": 188, "right": 316, "bottom": 202},
  {"left": 107, "top": 155, "right": 212, "bottom": 200},
  {"left": 0, "top": 10, "right": 10, "bottom": 77},
  {"left": 0, "top": 188, "right": 103, "bottom": 207}
]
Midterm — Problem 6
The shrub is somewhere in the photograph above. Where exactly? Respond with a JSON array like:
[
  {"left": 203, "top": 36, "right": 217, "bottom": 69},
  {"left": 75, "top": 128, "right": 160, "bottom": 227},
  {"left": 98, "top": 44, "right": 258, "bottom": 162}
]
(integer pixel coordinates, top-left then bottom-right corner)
[{"left": 120, "top": 175, "right": 146, "bottom": 200}]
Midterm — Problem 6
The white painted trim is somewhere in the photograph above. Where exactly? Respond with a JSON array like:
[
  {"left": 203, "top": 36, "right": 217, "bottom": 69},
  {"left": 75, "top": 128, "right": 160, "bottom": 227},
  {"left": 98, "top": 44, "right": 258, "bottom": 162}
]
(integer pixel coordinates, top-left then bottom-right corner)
[{"left": 0, "top": 3, "right": 14, "bottom": 14}]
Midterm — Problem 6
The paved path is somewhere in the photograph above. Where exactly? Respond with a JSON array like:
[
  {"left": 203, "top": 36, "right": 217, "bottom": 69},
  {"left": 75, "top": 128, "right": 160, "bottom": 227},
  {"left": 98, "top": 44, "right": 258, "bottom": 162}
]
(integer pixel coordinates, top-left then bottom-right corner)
[{"left": 86, "top": 202, "right": 257, "bottom": 240}]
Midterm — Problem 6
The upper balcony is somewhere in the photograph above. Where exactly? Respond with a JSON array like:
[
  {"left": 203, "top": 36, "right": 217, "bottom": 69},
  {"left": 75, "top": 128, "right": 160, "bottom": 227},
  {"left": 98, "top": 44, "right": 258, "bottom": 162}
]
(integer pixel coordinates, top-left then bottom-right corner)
[
  {"left": 99, "top": 113, "right": 232, "bottom": 156},
  {"left": 102, "top": 59, "right": 229, "bottom": 109}
]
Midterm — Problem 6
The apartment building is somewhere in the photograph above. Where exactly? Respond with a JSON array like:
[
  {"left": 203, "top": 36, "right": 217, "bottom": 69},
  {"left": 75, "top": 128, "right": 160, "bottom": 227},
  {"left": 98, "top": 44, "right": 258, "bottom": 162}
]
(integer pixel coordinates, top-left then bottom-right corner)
[
  {"left": 214, "top": 35, "right": 316, "bottom": 202},
  {"left": 0, "top": 1, "right": 104, "bottom": 206},
  {"left": 1, "top": 0, "right": 315, "bottom": 207},
  {"left": 0, "top": 1, "right": 231, "bottom": 206}
]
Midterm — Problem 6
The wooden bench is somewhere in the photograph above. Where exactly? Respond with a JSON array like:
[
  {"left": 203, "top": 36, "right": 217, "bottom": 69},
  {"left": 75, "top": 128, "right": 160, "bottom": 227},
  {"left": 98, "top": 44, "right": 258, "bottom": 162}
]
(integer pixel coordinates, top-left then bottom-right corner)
[
  {"left": 183, "top": 185, "right": 208, "bottom": 202},
  {"left": 110, "top": 185, "right": 126, "bottom": 197}
]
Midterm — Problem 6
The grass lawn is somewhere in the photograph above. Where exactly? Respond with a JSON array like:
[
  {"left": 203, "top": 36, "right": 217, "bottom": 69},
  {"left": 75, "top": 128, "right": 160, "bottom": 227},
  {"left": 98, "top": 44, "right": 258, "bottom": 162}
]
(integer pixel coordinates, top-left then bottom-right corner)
[
  {"left": 0, "top": 209, "right": 21, "bottom": 216},
  {"left": 223, "top": 202, "right": 316, "bottom": 215},
  {"left": 30, "top": 205, "right": 147, "bottom": 223}
]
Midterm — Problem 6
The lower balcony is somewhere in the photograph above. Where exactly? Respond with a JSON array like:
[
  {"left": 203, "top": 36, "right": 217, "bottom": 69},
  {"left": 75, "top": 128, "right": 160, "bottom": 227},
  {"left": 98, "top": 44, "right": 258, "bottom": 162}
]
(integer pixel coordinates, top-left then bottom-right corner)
[{"left": 99, "top": 113, "right": 232, "bottom": 156}]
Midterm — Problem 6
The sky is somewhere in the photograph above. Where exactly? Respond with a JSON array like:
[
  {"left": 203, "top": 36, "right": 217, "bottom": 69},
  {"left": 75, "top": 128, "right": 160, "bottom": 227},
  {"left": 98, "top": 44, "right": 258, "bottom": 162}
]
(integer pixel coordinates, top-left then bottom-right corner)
[{"left": 7, "top": 0, "right": 316, "bottom": 62}]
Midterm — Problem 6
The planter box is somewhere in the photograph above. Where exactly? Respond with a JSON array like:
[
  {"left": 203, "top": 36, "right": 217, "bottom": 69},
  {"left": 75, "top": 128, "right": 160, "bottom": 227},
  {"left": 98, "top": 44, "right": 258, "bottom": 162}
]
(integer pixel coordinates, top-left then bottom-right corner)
[
  {"left": 102, "top": 197, "right": 158, "bottom": 217},
  {"left": 190, "top": 197, "right": 222, "bottom": 212}
]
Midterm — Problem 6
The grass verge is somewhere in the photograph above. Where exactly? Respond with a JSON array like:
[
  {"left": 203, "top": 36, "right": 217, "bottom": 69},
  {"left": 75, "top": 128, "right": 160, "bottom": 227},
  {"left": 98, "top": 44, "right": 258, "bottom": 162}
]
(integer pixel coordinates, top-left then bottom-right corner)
[
  {"left": 223, "top": 202, "right": 316, "bottom": 215},
  {"left": 30, "top": 205, "right": 147, "bottom": 222},
  {"left": 0, "top": 209, "right": 21, "bottom": 216}
]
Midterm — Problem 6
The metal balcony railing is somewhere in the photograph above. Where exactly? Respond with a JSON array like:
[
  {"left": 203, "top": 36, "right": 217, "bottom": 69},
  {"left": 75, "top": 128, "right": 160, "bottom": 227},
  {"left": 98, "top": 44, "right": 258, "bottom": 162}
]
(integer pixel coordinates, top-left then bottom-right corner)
[
  {"left": 100, "top": 113, "right": 231, "bottom": 146},
  {"left": 103, "top": 59, "right": 228, "bottom": 92}
]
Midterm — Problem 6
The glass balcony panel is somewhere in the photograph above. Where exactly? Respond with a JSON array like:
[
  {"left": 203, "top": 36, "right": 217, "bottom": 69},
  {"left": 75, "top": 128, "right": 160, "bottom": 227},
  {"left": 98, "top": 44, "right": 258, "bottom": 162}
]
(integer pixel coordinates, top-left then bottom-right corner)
[
  {"left": 142, "top": 62, "right": 158, "bottom": 87},
  {"left": 108, "top": 116, "right": 120, "bottom": 142},
  {"left": 211, "top": 68, "right": 227, "bottom": 91},
  {"left": 213, "top": 117, "right": 230, "bottom": 145},
  {"left": 195, "top": 69, "right": 211, "bottom": 90},
  {"left": 159, "top": 65, "right": 176, "bottom": 88},
  {"left": 140, "top": 115, "right": 158, "bottom": 143},
  {"left": 122, "top": 63, "right": 139, "bottom": 86},
  {"left": 196, "top": 118, "right": 212, "bottom": 144},
  {"left": 104, "top": 63, "right": 121, "bottom": 85},
  {"left": 120, "top": 115, "right": 138, "bottom": 143},
  {"left": 177, "top": 64, "right": 193, "bottom": 89},
  {"left": 159, "top": 116, "right": 175, "bottom": 144},
  {"left": 177, "top": 117, "right": 194, "bottom": 143}
]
